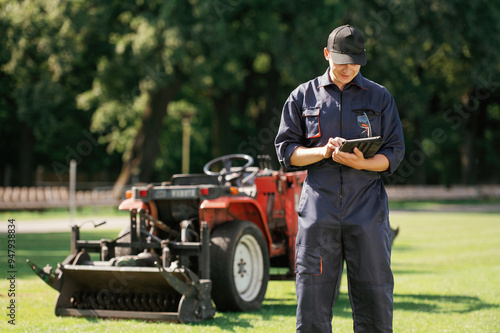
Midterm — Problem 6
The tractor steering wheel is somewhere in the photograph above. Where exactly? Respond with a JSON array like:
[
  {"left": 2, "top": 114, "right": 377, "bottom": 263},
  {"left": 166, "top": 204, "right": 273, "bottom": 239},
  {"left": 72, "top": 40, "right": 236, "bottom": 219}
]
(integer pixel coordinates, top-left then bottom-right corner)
[{"left": 203, "top": 154, "right": 254, "bottom": 184}]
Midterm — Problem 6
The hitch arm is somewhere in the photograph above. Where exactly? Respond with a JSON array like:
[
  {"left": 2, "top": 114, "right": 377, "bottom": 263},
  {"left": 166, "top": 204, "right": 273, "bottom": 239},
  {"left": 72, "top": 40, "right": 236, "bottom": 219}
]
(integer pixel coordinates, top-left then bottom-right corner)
[{"left": 26, "top": 259, "right": 62, "bottom": 291}]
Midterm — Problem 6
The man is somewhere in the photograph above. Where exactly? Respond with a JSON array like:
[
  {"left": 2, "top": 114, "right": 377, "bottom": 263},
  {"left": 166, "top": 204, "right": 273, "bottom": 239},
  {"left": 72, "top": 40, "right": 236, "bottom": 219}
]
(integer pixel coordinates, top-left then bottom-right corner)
[{"left": 275, "top": 24, "right": 405, "bottom": 332}]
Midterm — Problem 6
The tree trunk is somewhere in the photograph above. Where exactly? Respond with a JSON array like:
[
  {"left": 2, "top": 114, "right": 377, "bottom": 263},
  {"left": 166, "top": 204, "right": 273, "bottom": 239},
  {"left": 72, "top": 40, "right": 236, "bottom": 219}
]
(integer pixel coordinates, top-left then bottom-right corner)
[
  {"left": 257, "top": 66, "right": 281, "bottom": 169},
  {"left": 113, "top": 83, "right": 180, "bottom": 197},
  {"left": 18, "top": 123, "right": 35, "bottom": 186},
  {"left": 212, "top": 94, "right": 233, "bottom": 158},
  {"left": 411, "top": 116, "right": 427, "bottom": 184},
  {"left": 460, "top": 94, "right": 488, "bottom": 184}
]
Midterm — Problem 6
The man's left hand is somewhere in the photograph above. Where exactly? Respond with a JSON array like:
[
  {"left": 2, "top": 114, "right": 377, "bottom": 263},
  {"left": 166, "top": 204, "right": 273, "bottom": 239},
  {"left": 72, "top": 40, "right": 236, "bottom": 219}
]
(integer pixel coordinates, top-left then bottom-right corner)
[
  {"left": 332, "top": 147, "right": 390, "bottom": 172},
  {"left": 332, "top": 147, "right": 365, "bottom": 170}
]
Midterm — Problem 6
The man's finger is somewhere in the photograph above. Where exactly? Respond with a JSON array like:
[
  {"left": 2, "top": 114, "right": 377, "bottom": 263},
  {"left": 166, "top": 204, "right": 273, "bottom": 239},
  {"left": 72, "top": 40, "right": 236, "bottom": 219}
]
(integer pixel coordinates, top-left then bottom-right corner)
[{"left": 353, "top": 147, "right": 364, "bottom": 158}]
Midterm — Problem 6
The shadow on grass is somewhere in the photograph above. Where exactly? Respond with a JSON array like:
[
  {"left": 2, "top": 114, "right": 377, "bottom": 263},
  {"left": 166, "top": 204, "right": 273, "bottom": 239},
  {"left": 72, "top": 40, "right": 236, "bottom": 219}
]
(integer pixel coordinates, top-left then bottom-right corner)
[
  {"left": 391, "top": 268, "right": 434, "bottom": 275},
  {"left": 9, "top": 232, "right": 498, "bottom": 329},
  {"left": 260, "top": 293, "right": 353, "bottom": 319},
  {"left": 392, "top": 244, "right": 419, "bottom": 252},
  {"left": 194, "top": 292, "right": 499, "bottom": 329},
  {"left": 199, "top": 292, "right": 500, "bottom": 329},
  {"left": 395, "top": 293, "right": 499, "bottom": 313},
  {"left": 184, "top": 293, "right": 353, "bottom": 330}
]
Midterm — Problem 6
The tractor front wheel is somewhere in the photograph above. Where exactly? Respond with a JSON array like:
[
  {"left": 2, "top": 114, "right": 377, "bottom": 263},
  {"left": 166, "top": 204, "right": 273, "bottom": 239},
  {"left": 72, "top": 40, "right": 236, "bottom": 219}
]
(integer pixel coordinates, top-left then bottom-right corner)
[{"left": 210, "top": 221, "right": 270, "bottom": 312}]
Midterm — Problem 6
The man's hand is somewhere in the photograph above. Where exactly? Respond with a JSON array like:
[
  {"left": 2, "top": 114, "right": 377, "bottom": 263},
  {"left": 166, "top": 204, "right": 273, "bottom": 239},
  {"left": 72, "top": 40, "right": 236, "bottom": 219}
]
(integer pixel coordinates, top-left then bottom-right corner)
[
  {"left": 290, "top": 137, "right": 346, "bottom": 167},
  {"left": 332, "top": 146, "right": 365, "bottom": 169},
  {"left": 323, "top": 137, "right": 344, "bottom": 158},
  {"left": 332, "top": 146, "right": 390, "bottom": 172}
]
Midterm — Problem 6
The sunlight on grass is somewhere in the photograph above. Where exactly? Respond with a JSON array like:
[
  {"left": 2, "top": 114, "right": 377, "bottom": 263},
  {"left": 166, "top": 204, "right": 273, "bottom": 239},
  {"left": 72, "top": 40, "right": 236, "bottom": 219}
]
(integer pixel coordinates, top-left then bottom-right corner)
[
  {"left": 0, "top": 206, "right": 124, "bottom": 221},
  {"left": 390, "top": 211, "right": 500, "bottom": 333},
  {"left": 0, "top": 210, "right": 499, "bottom": 332}
]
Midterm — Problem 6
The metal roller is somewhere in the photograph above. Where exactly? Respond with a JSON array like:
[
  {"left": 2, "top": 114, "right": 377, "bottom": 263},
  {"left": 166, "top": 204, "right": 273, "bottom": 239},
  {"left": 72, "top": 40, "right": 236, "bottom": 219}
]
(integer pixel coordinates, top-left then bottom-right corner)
[{"left": 116, "top": 295, "right": 127, "bottom": 310}]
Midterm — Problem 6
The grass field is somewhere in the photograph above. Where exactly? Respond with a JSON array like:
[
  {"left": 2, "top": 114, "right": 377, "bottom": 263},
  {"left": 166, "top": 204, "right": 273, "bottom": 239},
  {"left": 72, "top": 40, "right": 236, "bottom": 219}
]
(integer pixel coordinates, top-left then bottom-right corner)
[{"left": 1, "top": 207, "right": 499, "bottom": 332}]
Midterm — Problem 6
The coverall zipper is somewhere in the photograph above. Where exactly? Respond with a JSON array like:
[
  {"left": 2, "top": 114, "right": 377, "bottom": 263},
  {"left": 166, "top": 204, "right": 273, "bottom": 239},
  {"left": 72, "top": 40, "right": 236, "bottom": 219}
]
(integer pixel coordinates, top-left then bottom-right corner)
[{"left": 339, "top": 89, "right": 343, "bottom": 208}]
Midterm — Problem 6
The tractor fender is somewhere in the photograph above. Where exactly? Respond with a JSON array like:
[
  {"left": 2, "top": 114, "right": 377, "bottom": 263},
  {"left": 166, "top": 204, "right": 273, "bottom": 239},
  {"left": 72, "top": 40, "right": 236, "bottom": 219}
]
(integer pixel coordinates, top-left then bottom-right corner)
[
  {"left": 199, "top": 196, "right": 273, "bottom": 251},
  {"left": 118, "top": 198, "right": 158, "bottom": 218},
  {"left": 118, "top": 198, "right": 148, "bottom": 211}
]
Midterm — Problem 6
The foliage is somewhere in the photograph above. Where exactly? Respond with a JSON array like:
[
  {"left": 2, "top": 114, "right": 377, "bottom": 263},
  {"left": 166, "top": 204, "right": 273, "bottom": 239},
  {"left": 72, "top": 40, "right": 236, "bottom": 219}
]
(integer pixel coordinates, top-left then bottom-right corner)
[
  {"left": 1, "top": 0, "right": 500, "bottom": 186},
  {"left": 0, "top": 0, "right": 123, "bottom": 185}
]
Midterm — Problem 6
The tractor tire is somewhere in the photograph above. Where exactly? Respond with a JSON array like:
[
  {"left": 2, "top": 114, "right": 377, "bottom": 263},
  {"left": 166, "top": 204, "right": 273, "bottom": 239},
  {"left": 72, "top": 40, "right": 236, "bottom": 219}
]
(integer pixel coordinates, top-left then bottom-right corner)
[
  {"left": 210, "top": 221, "right": 270, "bottom": 312},
  {"left": 115, "top": 225, "right": 132, "bottom": 257}
]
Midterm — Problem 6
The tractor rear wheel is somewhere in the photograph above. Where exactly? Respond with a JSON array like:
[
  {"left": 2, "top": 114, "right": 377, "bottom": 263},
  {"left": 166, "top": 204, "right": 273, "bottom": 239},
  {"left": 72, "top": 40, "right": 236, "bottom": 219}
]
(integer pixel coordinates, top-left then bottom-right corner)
[{"left": 210, "top": 221, "right": 270, "bottom": 312}]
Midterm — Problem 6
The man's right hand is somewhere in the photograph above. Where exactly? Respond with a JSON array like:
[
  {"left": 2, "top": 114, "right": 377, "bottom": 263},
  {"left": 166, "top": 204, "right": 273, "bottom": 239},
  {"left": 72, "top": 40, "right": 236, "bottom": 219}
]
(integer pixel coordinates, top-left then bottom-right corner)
[
  {"left": 324, "top": 137, "right": 345, "bottom": 158},
  {"left": 291, "top": 137, "right": 345, "bottom": 167}
]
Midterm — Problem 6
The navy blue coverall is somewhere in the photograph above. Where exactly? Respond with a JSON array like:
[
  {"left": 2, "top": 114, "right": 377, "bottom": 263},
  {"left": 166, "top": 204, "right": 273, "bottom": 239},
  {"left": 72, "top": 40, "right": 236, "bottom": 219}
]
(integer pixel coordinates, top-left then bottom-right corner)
[{"left": 275, "top": 68, "right": 405, "bottom": 333}]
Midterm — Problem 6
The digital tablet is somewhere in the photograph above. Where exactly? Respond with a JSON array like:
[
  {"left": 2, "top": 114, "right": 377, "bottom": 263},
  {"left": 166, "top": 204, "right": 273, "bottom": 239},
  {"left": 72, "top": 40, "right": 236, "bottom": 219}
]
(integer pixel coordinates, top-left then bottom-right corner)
[{"left": 339, "top": 136, "right": 383, "bottom": 158}]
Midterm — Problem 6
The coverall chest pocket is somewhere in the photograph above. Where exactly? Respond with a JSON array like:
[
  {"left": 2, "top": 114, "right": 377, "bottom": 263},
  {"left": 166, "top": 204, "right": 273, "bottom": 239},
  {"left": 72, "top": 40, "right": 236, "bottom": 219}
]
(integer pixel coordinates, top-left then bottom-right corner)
[
  {"left": 352, "top": 108, "right": 381, "bottom": 138},
  {"left": 295, "top": 245, "right": 322, "bottom": 275},
  {"left": 302, "top": 107, "right": 321, "bottom": 139}
]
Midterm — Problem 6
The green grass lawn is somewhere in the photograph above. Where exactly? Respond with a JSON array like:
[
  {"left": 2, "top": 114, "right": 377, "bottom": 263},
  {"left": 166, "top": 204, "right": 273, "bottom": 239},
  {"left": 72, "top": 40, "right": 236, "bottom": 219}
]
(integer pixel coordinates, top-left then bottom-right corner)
[
  {"left": 0, "top": 205, "right": 125, "bottom": 221},
  {"left": 0, "top": 210, "right": 499, "bottom": 332}
]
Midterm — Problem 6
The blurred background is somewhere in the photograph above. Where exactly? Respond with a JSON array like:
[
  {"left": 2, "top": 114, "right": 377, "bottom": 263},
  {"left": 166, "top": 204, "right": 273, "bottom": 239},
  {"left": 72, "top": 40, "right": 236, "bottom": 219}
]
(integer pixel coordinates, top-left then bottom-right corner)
[{"left": 1, "top": 0, "right": 500, "bottom": 206}]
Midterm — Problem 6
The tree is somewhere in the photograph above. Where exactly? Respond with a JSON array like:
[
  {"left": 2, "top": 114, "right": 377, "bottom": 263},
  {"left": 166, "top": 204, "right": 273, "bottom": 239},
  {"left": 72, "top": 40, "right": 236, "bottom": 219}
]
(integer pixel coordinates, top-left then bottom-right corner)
[
  {"left": 1, "top": 0, "right": 125, "bottom": 186},
  {"left": 2, "top": 0, "right": 500, "bottom": 189},
  {"left": 346, "top": 0, "right": 500, "bottom": 184}
]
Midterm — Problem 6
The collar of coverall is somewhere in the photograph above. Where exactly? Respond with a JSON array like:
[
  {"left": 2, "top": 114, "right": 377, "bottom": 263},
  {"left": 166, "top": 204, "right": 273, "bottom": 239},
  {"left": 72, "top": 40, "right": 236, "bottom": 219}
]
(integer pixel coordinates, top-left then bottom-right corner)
[{"left": 317, "top": 67, "right": 368, "bottom": 91}]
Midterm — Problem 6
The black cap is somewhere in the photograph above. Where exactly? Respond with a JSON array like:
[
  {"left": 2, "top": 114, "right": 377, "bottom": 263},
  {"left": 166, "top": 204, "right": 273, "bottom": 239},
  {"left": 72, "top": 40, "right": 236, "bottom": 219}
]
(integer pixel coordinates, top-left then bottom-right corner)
[{"left": 327, "top": 25, "right": 366, "bottom": 65}]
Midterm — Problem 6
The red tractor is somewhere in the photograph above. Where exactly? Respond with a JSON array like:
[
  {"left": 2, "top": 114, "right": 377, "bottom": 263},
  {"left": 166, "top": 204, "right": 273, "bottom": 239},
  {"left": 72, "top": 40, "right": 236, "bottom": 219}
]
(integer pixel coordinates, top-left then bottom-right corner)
[{"left": 28, "top": 154, "right": 306, "bottom": 322}]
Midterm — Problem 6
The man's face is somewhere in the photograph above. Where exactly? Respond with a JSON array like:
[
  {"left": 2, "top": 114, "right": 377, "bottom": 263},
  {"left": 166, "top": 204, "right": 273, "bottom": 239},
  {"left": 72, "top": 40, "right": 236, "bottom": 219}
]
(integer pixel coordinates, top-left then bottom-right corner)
[{"left": 324, "top": 48, "right": 361, "bottom": 90}]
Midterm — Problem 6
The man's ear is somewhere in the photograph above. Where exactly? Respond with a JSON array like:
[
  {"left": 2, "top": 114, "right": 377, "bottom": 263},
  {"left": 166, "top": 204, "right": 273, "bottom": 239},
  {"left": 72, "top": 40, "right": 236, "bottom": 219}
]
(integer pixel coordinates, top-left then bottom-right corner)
[{"left": 323, "top": 47, "right": 330, "bottom": 61}]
